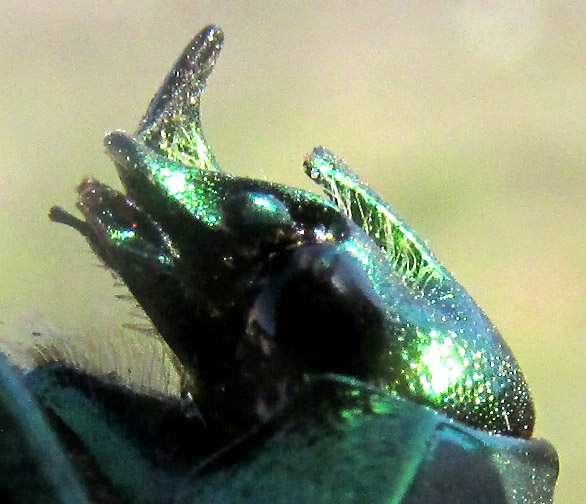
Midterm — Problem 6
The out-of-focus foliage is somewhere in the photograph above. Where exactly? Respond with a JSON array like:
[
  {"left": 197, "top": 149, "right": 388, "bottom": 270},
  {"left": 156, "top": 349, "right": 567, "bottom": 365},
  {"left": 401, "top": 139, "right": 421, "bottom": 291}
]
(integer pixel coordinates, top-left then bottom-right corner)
[{"left": 0, "top": 2, "right": 583, "bottom": 502}]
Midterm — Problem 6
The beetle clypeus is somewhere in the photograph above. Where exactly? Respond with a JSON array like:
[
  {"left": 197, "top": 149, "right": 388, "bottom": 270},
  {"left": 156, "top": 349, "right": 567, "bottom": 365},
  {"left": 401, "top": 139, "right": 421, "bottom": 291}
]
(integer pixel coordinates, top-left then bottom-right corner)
[{"left": 1, "top": 25, "right": 558, "bottom": 503}]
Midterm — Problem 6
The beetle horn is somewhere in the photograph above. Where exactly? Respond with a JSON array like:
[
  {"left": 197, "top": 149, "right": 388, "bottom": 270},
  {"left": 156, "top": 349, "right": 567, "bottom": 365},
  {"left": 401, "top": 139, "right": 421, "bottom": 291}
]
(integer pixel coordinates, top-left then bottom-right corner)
[{"left": 135, "top": 25, "right": 224, "bottom": 172}]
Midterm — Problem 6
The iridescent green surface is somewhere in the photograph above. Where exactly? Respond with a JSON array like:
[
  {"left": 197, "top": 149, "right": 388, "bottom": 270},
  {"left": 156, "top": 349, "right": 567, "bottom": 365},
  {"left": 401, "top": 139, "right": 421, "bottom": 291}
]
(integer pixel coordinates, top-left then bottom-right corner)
[
  {"left": 3, "top": 5, "right": 578, "bottom": 501},
  {"left": 51, "top": 26, "right": 533, "bottom": 439},
  {"left": 105, "top": 130, "right": 340, "bottom": 232},
  {"left": 22, "top": 367, "right": 558, "bottom": 504},
  {"left": 304, "top": 147, "right": 448, "bottom": 287},
  {"left": 136, "top": 25, "right": 223, "bottom": 172},
  {"left": 304, "top": 147, "right": 533, "bottom": 435},
  {"left": 0, "top": 354, "right": 90, "bottom": 504}
]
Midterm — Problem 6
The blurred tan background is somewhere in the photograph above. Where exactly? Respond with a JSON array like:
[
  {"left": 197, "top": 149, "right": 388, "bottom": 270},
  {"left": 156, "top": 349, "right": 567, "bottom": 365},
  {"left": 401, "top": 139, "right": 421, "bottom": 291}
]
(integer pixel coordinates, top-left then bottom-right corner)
[{"left": 0, "top": 1, "right": 583, "bottom": 501}]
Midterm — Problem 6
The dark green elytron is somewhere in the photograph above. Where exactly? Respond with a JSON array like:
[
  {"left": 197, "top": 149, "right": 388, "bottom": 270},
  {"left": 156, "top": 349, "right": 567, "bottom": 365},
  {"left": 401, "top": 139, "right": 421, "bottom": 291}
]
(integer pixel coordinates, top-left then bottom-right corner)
[{"left": 4, "top": 25, "right": 558, "bottom": 502}]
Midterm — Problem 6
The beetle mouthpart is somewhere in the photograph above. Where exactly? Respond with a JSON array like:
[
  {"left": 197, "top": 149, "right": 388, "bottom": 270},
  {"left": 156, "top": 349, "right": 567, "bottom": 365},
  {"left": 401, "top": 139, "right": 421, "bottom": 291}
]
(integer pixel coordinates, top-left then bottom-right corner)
[
  {"left": 48, "top": 205, "right": 90, "bottom": 238},
  {"left": 76, "top": 178, "right": 110, "bottom": 212}
]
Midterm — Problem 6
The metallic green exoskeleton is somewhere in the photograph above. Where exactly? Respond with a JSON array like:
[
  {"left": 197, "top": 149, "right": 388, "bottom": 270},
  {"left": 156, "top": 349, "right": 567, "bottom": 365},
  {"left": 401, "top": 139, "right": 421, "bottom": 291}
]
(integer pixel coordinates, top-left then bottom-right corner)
[{"left": 18, "top": 25, "right": 557, "bottom": 503}]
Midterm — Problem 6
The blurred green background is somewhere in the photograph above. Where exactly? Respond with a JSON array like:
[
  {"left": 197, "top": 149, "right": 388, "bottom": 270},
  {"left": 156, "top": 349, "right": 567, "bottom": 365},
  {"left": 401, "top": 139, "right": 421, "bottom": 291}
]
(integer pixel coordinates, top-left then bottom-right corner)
[{"left": 0, "top": 1, "right": 583, "bottom": 501}]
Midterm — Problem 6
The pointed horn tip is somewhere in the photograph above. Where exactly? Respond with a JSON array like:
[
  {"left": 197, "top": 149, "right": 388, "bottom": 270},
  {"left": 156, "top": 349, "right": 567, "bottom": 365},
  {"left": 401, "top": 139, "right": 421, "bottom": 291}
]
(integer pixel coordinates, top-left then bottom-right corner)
[
  {"left": 303, "top": 146, "right": 322, "bottom": 163},
  {"left": 303, "top": 146, "right": 336, "bottom": 171},
  {"left": 187, "top": 25, "right": 224, "bottom": 54},
  {"left": 202, "top": 25, "right": 224, "bottom": 42},
  {"left": 305, "top": 146, "right": 336, "bottom": 161},
  {"left": 303, "top": 148, "right": 323, "bottom": 179}
]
